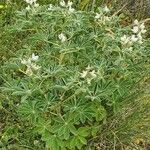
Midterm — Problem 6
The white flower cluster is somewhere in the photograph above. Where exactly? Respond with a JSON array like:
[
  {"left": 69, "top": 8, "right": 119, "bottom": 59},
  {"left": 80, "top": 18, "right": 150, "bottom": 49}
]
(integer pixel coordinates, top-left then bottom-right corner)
[
  {"left": 121, "top": 20, "right": 146, "bottom": 45},
  {"left": 80, "top": 66, "right": 97, "bottom": 85},
  {"left": 103, "top": 6, "right": 110, "bottom": 13},
  {"left": 25, "top": 0, "right": 39, "bottom": 11},
  {"left": 21, "top": 53, "right": 40, "bottom": 76},
  {"left": 58, "top": 33, "right": 67, "bottom": 43},
  {"left": 95, "top": 6, "right": 110, "bottom": 23},
  {"left": 48, "top": 4, "right": 53, "bottom": 11},
  {"left": 60, "top": 0, "right": 75, "bottom": 12}
]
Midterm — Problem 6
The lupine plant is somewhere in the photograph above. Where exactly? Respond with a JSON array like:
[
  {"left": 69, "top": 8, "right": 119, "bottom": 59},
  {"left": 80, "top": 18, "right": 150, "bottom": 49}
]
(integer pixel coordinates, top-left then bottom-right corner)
[{"left": 0, "top": 0, "right": 150, "bottom": 149}]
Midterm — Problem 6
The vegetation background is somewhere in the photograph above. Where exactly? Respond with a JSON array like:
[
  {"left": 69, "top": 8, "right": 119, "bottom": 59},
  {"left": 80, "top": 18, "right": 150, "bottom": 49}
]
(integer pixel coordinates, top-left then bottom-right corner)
[{"left": 0, "top": 0, "right": 150, "bottom": 150}]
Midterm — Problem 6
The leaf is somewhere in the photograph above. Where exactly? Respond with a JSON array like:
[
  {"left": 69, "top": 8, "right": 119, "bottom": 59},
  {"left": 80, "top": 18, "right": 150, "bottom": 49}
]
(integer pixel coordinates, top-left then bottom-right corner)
[
  {"left": 91, "top": 102, "right": 107, "bottom": 121},
  {"left": 53, "top": 115, "right": 76, "bottom": 140},
  {"left": 75, "top": 138, "right": 83, "bottom": 150},
  {"left": 18, "top": 101, "right": 39, "bottom": 122},
  {"left": 78, "top": 136, "right": 87, "bottom": 145},
  {"left": 69, "top": 125, "right": 77, "bottom": 135},
  {"left": 78, "top": 127, "right": 89, "bottom": 137},
  {"left": 12, "top": 90, "right": 26, "bottom": 96},
  {"left": 35, "top": 118, "right": 51, "bottom": 134},
  {"left": 42, "top": 132, "right": 66, "bottom": 150},
  {"left": 21, "top": 95, "right": 28, "bottom": 103},
  {"left": 62, "top": 126, "right": 70, "bottom": 140},
  {"left": 45, "top": 135, "right": 59, "bottom": 150},
  {"left": 70, "top": 137, "right": 76, "bottom": 149},
  {"left": 4, "top": 63, "right": 19, "bottom": 70},
  {"left": 52, "top": 85, "right": 68, "bottom": 90}
]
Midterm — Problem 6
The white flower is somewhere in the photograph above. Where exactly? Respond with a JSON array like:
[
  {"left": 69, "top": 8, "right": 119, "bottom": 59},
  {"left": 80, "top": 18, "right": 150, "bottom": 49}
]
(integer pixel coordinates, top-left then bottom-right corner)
[
  {"left": 121, "top": 35, "right": 127, "bottom": 41},
  {"left": 89, "top": 70, "right": 97, "bottom": 78},
  {"left": 58, "top": 33, "right": 67, "bottom": 42},
  {"left": 137, "top": 33, "right": 142, "bottom": 40},
  {"left": 67, "top": 1, "right": 75, "bottom": 12},
  {"left": 87, "top": 78, "right": 92, "bottom": 85},
  {"left": 141, "top": 29, "right": 146, "bottom": 34},
  {"left": 128, "top": 47, "right": 133, "bottom": 52},
  {"left": 21, "top": 59, "right": 27, "bottom": 65},
  {"left": 26, "top": 5, "right": 31, "bottom": 11},
  {"left": 26, "top": 66, "right": 33, "bottom": 76},
  {"left": 25, "top": 0, "right": 31, "bottom": 4},
  {"left": 134, "top": 19, "right": 139, "bottom": 25},
  {"left": 131, "top": 35, "right": 138, "bottom": 42},
  {"left": 86, "top": 65, "right": 92, "bottom": 71},
  {"left": 80, "top": 70, "right": 88, "bottom": 78},
  {"left": 31, "top": 64, "right": 41, "bottom": 70},
  {"left": 68, "top": 6, "right": 75, "bottom": 12},
  {"left": 80, "top": 67, "right": 97, "bottom": 84},
  {"left": 95, "top": 13, "right": 101, "bottom": 19},
  {"left": 21, "top": 54, "right": 40, "bottom": 76},
  {"left": 21, "top": 58, "right": 31, "bottom": 65},
  {"left": 140, "top": 23, "right": 145, "bottom": 30},
  {"left": 121, "top": 35, "right": 130, "bottom": 44},
  {"left": 87, "top": 70, "right": 97, "bottom": 85},
  {"left": 34, "top": 3, "right": 39, "bottom": 7},
  {"left": 138, "top": 40, "right": 143, "bottom": 44},
  {"left": 139, "top": 23, "right": 146, "bottom": 34},
  {"left": 31, "top": 53, "right": 39, "bottom": 61},
  {"left": 60, "top": 0, "right": 66, "bottom": 7},
  {"left": 141, "top": 29, "right": 147, "bottom": 34},
  {"left": 60, "top": 1, "right": 75, "bottom": 13},
  {"left": 25, "top": 0, "right": 36, "bottom": 5},
  {"left": 48, "top": 4, "right": 53, "bottom": 10},
  {"left": 103, "top": 6, "right": 110, "bottom": 13},
  {"left": 68, "top": 1, "right": 73, "bottom": 7},
  {"left": 104, "top": 16, "right": 110, "bottom": 21},
  {"left": 132, "top": 26, "right": 139, "bottom": 33}
]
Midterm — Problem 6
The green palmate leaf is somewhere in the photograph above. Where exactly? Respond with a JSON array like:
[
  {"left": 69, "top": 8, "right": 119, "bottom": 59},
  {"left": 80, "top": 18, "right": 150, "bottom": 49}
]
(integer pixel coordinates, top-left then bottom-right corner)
[
  {"left": 1, "top": 81, "right": 33, "bottom": 103},
  {"left": 42, "top": 130, "right": 67, "bottom": 150},
  {"left": 44, "top": 134, "right": 60, "bottom": 150},
  {"left": 52, "top": 115, "right": 77, "bottom": 140},
  {"left": 35, "top": 118, "right": 51, "bottom": 134},
  {"left": 78, "top": 127, "right": 89, "bottom": 137},
  {"left": 18, "top": 100, "right": 40, "bottom": 122},
  {"left": 64, "top": 98, "right": 94, "bottom": 123},
  {"left": 69, "top": 127, "right": 89, "bottom": 149},
  {"left": 70, "top": 136, "right": 83, "bottom": 150},
  {"left": 78, "top": 136, "right": 87, "bottom": 145},
  {"left": 12, "top": 90, "right": 29, "bottom": 96},
  {"left": 90, "top": 101, "right": 107, "bottom": 121}
]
